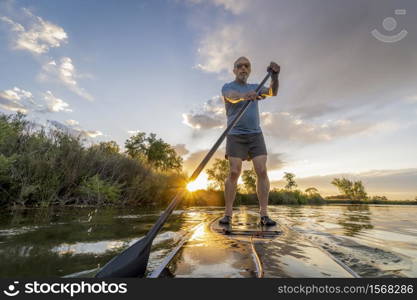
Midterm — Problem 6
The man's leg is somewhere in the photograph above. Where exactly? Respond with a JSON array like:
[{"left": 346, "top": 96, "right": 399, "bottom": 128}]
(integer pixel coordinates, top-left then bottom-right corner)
[
  {"left": 252, "top": 155, "right": 270, "bottom": 217},
  {"left": 224, "top": 157, "right": 242, "bottom": 217}
]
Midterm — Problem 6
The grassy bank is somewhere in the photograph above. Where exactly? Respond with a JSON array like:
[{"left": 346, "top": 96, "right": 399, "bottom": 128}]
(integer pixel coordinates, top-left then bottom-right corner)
[
  {"left": 0, "top": 113, "right": 185, "bottom": 207},
  {"left": 183, "top": 189, "right": 325, "bottom": 207},
  {"left": 182, "top": 190, "right": 417, "bottom": 207}
]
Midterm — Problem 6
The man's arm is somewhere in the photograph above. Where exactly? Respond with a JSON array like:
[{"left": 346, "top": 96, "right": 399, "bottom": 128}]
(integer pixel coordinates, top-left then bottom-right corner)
[
  {"left": 223, "top": 87, "right": 257, "bottom": 103},
  {"left": 266, "top": 61, "right": 280, "bottom": 96},
  {"left": 257, "top": 61, "right": 280, "bottom": 99},
  {"left": 270, "top": 71, "right": 279, "bottom": 96}
]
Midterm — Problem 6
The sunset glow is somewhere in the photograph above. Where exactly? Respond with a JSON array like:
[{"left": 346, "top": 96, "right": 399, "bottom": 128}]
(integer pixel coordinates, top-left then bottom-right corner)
[{"left": 186, "top": 172, "right": 209, "bottom": 192}]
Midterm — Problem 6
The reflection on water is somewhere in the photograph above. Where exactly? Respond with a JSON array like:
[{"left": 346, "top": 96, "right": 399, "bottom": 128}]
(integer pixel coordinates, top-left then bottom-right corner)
[
  {"left": 0, "top": 205, "right": 416, "bottom": 277},
  {"left": 336, "top": 205, "right": 373, "bottom": 236}
]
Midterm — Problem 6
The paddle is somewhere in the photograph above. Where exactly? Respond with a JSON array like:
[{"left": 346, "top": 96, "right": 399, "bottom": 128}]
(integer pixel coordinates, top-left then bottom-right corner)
[{"left": 95, "top": 71, "right": 272, "bottom": 278}]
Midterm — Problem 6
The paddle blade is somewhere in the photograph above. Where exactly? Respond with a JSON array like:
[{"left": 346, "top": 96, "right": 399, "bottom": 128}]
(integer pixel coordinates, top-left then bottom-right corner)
[{"left": 95, "top": 237, "right": 151, "bottom": 278}]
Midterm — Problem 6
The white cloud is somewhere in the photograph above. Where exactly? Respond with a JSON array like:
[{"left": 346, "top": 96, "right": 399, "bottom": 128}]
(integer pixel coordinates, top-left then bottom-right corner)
[
  {"left": 43, "top": 91, "right": 72, "bottom": 112},
  {"left": 173, "top": 144, "right": 190, "bottom": 156},
  {"left": 405, "top": 95, "right": 417, "bottom": 104},
  {"left": 181, "top": 98, "right": 373, "bottom": 143},
  {"left": 0, "top": 9, "right": 68, "bottom": 54},
  {"left": 0, "top": 87, "right": 75, "bottom": 115},
  {"left": 48, "top": 120, "right": 80, "bottom": 136},
  {"left": 182, "top": 96, "right": 225, "bottom": 129},
  {"left": 65, "top": 119, "right": 79, "bottom": 126},
  {"left": 0, "top": 86, "right": 32, "bottom": 100},
  {"left": 196, "top": 25, "right": 244, "bottom": 75},
  {"left": 184, "top": 0, "right": 250, "bottom": 15},
  {"left": 39, "top": 57, "right": 93, "bottom": 101},
  {"left": 127, "top": 130, "right": 142, "bottom": 135},
  {"left": 261, "top": 111, "right": 372, "bottom": 143},
  {"left": 48, "top": 119, "right": 103, "bottom": 139},
  {"left": 190, "top": 0, "right": 417, "bottom": 122},
  {"left": 0, "top": 86, "right": 35, "bottom": 114},
  {"left": 0, "top": 16, "right": 24, "bottom": 32},
  {"left": 83, "top": 130, "right": 103, "bottom": 138},
  {"left": 211, "top": 0, "right": 250, "bottom": 15},
  {"left": 266, "top": 153, "right": 285, "bottom": 171}
]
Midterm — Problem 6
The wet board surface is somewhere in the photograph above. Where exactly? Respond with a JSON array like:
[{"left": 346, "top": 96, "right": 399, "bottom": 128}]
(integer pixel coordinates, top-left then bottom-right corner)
[
  {"left": 162, "top": 209, "right": 356, "bottom": 278},
  {"left": 165, "top": 217, "right": 258, "bottom": 278}
]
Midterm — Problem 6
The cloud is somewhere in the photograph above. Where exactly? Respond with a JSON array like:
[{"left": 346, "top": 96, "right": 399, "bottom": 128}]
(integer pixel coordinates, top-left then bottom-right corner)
[
  {"left": 184, "top": 0, "right": 250, "bottom": 15},
  {"left": 65, "top": 119, "right": 79, "bottom": 126},
  {"left": 43, "top": 91, "right": 72, "bottom": 112},
  {"left": 182, "top": 148, "right": 226, "bottom": 174},
  {"left": 261, "top": 111, "right": 372, "bottom": 143},
  {"left": 173, "top": 144, "right": 190, "bottom": 156},
  {"left": 182, "top": 96, "right": 225, "bottom": 129},
  {"left": 0, "top": 86, "right": 40, "bottom": 114},
  {"left": 127, "top": 130, "right": 142, "bottom": 135},
  {"left": 405, "top": 95, "right": 417, "bottom": 104},
  {"left": 47, "top": 119, "right": 80, "bottom": 136},
  {"left": 0, "top": 9, "right": 68, "bottom": 54},
  {"left": 266, "top": 152, "right": 285, "bottom": 170},
  {"left": 83, "top": 130, "right": 103, "bottom": 138},
  {"left": 271, "top": 168, "right": 417, "bottom": 200},
  {"left": 0, "top": 87, "right": 74, "bottom": 115},
  {"left": 48, "top": 119, "right": 103, "bottom": 139},
  {"left": 196, "top": 25, "right": 244, "bottom": 74},
  {"left": 0, "top": 16, "right": 24, "bottom": 32},
  {"left": 190, "top": 0, "right": 417, "bottom": 121},
  {"left": 39, "top": 58, "right": 93, "bottom": 101},
  {"left": 0, "top": 86, "right": 32, "bottom": 101}
]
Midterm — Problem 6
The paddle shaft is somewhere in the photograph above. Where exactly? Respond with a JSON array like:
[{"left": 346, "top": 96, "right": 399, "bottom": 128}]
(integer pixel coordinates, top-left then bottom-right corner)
[{"left": 145, "top": 71, "right": 272, "bottom": 243}]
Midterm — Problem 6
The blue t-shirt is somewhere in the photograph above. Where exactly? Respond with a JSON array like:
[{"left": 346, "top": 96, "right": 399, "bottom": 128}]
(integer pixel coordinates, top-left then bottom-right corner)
[{"left": 222, "top": 81, "right": 270, "bottom": 135}]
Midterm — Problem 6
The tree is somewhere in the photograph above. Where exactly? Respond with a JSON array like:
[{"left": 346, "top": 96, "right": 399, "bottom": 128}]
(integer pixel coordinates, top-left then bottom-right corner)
[
  {"left": 370, "top": 195, "right": 388, "bottom": 201},
  {"left": 124, "top": 132, "right": 182, "bottom": 172},
  {"left": 91, "top": 141, "right": 120, "bottom": 154},
  {"left": 284, "top": 172, "right": 297, "bottom": 190},
  {"left": 305, "top": 187, "right": 319, "bottom": 195},
  {"left": 206, "top": 159, "right": 229, "bottom": 191},
  {"left": 331, "top": 177, "right": 368, "bottom": 200},
  {"left": 242, "top": 169, "right": 256, "bottom": 194}
]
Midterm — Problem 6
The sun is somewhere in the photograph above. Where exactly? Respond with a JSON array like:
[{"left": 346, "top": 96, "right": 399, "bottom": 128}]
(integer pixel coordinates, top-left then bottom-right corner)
[{"left": 186, "top": 172, "right": 209, "bottom": 192}]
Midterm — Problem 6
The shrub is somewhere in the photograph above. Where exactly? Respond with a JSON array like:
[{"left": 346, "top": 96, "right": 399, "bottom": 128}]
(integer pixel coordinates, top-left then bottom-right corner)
[{"left": 76, "top": 174, "right": 123, "bottom": 204}]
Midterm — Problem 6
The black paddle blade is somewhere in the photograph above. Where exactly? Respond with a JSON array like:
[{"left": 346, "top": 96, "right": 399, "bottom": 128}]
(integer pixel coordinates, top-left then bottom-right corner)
[{"left": 95, "top": 238, "right": 152, "bottom": 278}]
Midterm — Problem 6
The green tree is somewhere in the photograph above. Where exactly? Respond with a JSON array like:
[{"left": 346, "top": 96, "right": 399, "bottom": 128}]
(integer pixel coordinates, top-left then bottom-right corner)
[
  {"left": 331, "top": 178, "right": 368, "bottom": 200},
  {"left": 284, "top": 172, "right": 297, "bottom": 190},
  {"left": 91, "top": 141, "right": 120, "bottom": 154},
  {"left": 206, "top": 159, "right": 229, "bottom": 191},
  {"left": 125, "top": 132, "right": 182, "bottom": 172},
  {"left": 370, "top": 195, "right": 388, "bottom": 201},
  {"left": 242, "top": 169, "right": 257, "bottom": 194},
  {"left": 125, "top": 132, "right": 146, "bottom": 160}
]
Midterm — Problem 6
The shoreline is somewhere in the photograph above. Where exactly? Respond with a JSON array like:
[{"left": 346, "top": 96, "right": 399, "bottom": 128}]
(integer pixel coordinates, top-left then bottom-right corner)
[{"left": 1, "top": 200, "right": 416, "bottom": 211}]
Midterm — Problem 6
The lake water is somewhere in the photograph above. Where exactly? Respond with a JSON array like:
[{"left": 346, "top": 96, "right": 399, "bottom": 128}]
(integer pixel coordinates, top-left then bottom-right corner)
[{"left": 0, "top": 205, "right": 416, "bottom": 277}]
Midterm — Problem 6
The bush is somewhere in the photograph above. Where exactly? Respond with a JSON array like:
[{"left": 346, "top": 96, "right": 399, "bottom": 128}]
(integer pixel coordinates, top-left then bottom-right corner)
[
  {"left": 76, "top": 174, "right": 123, "bottom": 204},
  {"left": 0, "top": 112, "right": 186, "bottom": 207}
]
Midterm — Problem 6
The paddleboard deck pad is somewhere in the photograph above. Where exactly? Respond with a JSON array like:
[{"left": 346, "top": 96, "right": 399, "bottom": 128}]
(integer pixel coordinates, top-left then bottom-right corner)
[{"left": 210, "top": 214, "right": 281, "bottom": 241}]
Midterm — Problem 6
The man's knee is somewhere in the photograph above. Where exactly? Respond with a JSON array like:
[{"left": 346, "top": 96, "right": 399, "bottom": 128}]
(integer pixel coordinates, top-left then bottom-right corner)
[
  {"left": 228, "top": 167, "right": 241, "bottom": 182},
  {"left": 256, "top": 167, "right": 268, "bottom": 180}
]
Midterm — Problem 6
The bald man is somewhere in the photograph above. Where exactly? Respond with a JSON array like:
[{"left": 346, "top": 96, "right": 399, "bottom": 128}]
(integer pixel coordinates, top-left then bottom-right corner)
[{"left": 220, "top": 57, "right": 280, "bottom": 226}]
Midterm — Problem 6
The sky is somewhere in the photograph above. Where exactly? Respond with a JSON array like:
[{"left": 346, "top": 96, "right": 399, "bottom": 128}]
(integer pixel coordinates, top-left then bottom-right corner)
[{"left": 1, "top": 0, "right": 416, "bottom": 199}]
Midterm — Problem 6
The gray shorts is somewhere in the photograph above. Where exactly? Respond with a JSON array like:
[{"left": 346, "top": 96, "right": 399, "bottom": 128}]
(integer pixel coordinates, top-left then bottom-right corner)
[{"left": 225, "top": 132, "right": 267, "bottom": 161}]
